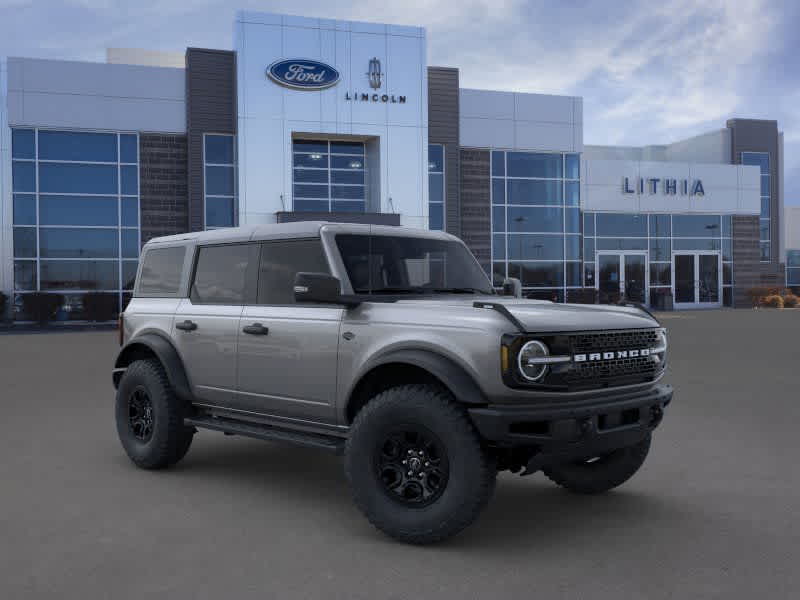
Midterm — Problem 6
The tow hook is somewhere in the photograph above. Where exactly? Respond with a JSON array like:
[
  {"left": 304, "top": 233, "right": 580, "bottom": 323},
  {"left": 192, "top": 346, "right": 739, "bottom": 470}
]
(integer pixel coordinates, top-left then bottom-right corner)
[{"left": 649, "top": 405, "right": 664, "bottom": 427}]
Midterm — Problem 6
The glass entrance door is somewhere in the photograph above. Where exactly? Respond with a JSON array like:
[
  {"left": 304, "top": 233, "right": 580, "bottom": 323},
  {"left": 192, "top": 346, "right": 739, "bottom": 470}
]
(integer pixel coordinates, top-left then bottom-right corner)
[
  {"left": 596, "top": 253, "right": 648, "bottom": 304},
  {"left": 672, "top": 252, "right": 721, "bottom": 308}
]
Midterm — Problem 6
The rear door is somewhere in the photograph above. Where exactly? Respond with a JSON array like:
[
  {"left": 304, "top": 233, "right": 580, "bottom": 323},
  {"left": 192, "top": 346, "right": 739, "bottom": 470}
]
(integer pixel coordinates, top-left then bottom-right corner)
[
  {"left": 234, "top": 239, "right": 343, "bottom": 423},
  {"left": 172, "top": 242, "right": 258, "bottom": 407}
]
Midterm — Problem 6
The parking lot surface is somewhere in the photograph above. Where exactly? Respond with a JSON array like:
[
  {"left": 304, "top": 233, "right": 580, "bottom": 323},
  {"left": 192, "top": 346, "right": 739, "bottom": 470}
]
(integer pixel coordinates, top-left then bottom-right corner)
[{"left": 1, "top": 309, "right": 799, "bottom": 599}]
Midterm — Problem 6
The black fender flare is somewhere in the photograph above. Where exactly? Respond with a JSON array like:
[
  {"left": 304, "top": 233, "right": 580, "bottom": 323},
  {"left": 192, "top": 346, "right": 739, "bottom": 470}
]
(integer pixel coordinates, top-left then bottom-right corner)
[
  {"left": 353, "top": 349, "right": 488, "bottom": 407},
  {"left": 113, "top": 333, "right": 193, "bottom": 402}
]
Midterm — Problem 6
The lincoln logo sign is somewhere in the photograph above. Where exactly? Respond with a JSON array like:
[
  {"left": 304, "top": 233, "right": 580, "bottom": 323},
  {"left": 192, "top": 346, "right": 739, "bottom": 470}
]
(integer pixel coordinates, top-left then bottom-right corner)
[
  {"left": 266, "top": 59, "right": 340, "bottom": 90},
  {"left": 623, "top": 176, "right": 704, "bottom": 196}
]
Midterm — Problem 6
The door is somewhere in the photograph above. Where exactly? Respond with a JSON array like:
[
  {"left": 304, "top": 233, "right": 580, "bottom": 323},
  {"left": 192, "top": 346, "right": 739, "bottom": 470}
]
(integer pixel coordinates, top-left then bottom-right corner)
[
  {"left": 172, "top": 243, "right": 257, "bottom": 406},
  {"left": 596, "top": 252, "right": 648, "bottom": 304},
  {"left": 672, "top": 252, "right": 721, "bottom": 308},
  {"left": 235, "top": 239, "right": 343, "bottom": 423}
]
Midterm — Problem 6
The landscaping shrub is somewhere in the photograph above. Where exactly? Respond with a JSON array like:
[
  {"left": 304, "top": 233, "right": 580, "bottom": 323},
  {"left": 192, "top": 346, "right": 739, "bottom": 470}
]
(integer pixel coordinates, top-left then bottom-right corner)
[
  {"left": 747, "top": 287, "right": 790, "bottom": 307},
  {"left": 82, "top": 292, "right": 118, "bottom": 322},
  {"left": 782, "top": 294, "right": 799, "bottom": 308},
  {"left": 21, "top": 293, "right": 64, "bottom": 324},
  {"left": 762, "top": 295, "right": 784, "bottom": 309}
]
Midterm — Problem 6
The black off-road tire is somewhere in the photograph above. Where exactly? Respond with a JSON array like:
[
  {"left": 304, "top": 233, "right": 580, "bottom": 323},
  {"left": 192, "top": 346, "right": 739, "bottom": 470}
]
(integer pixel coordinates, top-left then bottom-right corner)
[
  {"left": 543, "top": 434, "right": 652, "bottom": 494},
  {"left": 115, "top": 359, "right": 195, "bottom": 470},
  {"left": 345, "top": 384, "right": 496, "bottom": 544}
]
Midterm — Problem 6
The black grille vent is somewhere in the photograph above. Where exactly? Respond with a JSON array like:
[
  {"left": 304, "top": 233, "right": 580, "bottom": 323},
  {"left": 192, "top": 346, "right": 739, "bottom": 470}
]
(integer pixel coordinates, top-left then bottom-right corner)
[
  {"left": 570, "top": 329, "right": 659, "bottom": 355},
  {"left": 564, "top": 329, "right": 661, "bottom": 387}
]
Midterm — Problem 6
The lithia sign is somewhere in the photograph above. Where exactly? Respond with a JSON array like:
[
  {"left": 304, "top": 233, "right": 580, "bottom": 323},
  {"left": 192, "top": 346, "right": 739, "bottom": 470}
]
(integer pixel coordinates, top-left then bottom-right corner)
[
  {"left": 267, "top": 57, "right": 406, "bottom": 103},
  {"left": 623, "top": 176, "right": 705, "bottom": 196}
]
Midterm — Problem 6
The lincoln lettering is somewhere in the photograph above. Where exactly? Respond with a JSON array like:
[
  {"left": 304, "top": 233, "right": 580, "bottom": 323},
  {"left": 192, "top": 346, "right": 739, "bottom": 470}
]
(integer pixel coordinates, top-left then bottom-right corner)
[{"left": 623, "top": 177, "right": 704, "bottom": 196}]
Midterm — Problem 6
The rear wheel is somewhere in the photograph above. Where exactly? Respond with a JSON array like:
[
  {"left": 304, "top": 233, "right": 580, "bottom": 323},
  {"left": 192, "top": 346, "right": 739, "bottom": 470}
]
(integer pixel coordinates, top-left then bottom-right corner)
[
  {"left": 115, "top": 359, "right": 194, "bottom": 470},
  {"left": 345, "top": 384, "right": 496, "bottom": 544}
]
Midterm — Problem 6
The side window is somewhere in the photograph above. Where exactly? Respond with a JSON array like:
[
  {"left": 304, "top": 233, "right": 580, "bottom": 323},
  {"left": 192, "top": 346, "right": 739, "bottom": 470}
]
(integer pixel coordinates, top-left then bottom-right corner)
[
  {"left": 257, "top": 239, "right": 330, "bottom": 304},
  {"left": 137, "top": 246, "right": 186, "bottom": 296},
  {"left": 191, "top": 244, "right": 252, "bottom": 305}
]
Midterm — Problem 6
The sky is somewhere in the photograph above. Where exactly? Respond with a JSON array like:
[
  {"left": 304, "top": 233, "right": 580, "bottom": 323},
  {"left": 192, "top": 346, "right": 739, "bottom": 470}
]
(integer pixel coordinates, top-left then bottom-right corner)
[{"left": 1, "top": 0, "right": 798, "bottom": 204}]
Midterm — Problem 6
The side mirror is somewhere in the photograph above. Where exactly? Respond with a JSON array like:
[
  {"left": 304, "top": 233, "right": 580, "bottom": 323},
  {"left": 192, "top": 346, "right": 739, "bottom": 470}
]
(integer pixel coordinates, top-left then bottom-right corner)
[
  {"left": 502, "top": 277, "right": 522, "bottom": 298},
  {"left": 294, "top": 272, "right": 342, "bottom": 304}
]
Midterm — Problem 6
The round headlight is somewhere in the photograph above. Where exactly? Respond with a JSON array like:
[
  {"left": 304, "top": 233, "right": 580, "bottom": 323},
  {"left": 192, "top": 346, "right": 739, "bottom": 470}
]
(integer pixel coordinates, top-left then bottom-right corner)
[{"left": 518, "top": 340, "right": 550, "bottom": 382}]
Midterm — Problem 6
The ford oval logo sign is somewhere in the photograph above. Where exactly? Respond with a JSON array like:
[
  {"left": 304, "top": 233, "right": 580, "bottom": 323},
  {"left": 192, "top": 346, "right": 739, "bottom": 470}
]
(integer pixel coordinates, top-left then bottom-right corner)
[{"left": 267, "top": 59, "right": 340, "bottom": 90}]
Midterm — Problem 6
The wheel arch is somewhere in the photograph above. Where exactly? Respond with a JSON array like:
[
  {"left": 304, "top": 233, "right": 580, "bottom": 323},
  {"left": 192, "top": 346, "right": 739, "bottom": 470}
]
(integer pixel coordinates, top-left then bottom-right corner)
[{"left": 113, "top": 333, "right": 193, "bottom": 402}]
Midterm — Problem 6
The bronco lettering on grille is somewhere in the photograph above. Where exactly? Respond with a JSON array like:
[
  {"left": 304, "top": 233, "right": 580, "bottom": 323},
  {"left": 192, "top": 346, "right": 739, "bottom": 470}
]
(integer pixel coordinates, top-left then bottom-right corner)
[{"left": 574, "top": 348, "right": 652, "bottom": 362}]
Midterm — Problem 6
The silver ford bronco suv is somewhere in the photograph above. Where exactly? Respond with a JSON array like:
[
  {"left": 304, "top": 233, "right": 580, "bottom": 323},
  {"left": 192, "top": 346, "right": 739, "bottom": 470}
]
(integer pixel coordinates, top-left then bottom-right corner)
[{"left": 113, "top": 222, "right": 671, "bottom": 544}]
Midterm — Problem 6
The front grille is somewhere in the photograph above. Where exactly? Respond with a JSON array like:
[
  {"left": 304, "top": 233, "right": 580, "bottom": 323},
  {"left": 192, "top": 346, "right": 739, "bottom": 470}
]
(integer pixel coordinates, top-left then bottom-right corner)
[
  {"left": 564, "top": 329, "right": 661, "bottom": 387},
  {"left": 570, "top": 329, "right": 660, "bottom": 354}
]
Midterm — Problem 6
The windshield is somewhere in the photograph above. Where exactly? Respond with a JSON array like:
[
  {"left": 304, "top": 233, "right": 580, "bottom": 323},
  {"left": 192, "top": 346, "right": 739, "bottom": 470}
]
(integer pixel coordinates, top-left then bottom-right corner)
[{"left": 335, "top": 234, "right": 494, "bottom": 295}]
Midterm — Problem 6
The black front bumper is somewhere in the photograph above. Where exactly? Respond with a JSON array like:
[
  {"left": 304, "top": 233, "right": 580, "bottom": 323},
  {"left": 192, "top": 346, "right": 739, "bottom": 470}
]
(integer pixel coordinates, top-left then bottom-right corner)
[{"left": 468, "top": 384, "right": 672, "bottom": 465}]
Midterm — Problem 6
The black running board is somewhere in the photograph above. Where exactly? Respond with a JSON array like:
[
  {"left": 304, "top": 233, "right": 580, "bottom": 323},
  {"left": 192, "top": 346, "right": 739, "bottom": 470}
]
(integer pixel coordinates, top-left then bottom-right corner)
[{"left": 185, "top": 416, "right": 345, "bottom": 455}]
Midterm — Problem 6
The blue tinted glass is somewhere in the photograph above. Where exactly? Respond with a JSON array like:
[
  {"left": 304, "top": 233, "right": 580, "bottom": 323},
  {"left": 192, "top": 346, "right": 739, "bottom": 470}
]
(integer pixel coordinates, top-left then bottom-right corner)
[
  {"left": 12, "top": 129, "right": 35, "bottom": 159},
  {"left": 583, "top": 213, "right": 595, "bottom": 236},
  {"left": 649, "top": 238, "right": 671, "bottom": 261},
  {"left": 40, "top": 260, "right": 119, "bottom": 291},
  {"left": 428, "top": 145, "right": 444, "bottom": 172},
  {"left": 492, "top": 206, "right": 505, "bottom": 232},
  {"left": 596, "top": 238, "right": 647, "bottom": 250},
  {"left": 650, "top": 264, "right": 671, "bottom": 286},
  {"left": 293, "top": 140, "right": 328, "bottom": 154},
  {"left": 121, "top": 198, "right": 139, "bottom": 226},
  {"left": 40, "top": 228, "right": 118, "bottom": 258},
  {"left": 649, "top": 214, "right": 671, "bottom": 237},
  {"left": 205, "top": 166, "right": 234, "bottom": 195},
  {"left": 673, "top": 214, "right": 721, "bottom": 237},
  {"left": 507, "top": 261, "right": 563, "bottom": 287},
  {"left": 120, "top": 134, "right": 138, "bottom": 163},
  {"left": 122, "top": 229, "right": 139, "bottom": 258},
  {"left": 507, "top": 180, "right": 562, "bottom": 205},
  {"left": 38, "top": 131, "right": 117, "bottom": 162},
  {"left": 760, "top": 242, "right": 770, "bottom": 261},
  {"left": 332, "top": 170, "right": 365, "bottom": 185},
  {"left": 331, "top": 185, "right": 364, "bottom": 200},
  {"left": 429, "top": 174, "right": 444, "bottom": 204},
  {"left": 40, "top": 195, "right": 118, "bottom": 226},
  {"left": 13, "top": 194, "right": 36, "bottom": 225},
  {"left": 565, "top": 154, "right": 580, "bottom": 179},
  {"left": 294, "top": 169, "right": 328, "bottom": 183},
  {"left": 721, "top": 215, "right": 732, "bottom": 237},
  {"left": 566, "top": 262, "right": 581, "bottom": 287},
  {"left": 565, "top": 208, "right": 580, "bottom": 233},
  {"left": 205, "top": 135, "right": 234, "bottom": 164},
  {"left": 507, "top": 206, "right": 563, "bottom": 233},
  {"left": 331, "top": 201, "right": 365, "bottom": 213},
  {"left": 121, "top": 165, "right": 138, "bottom": 195},
  {"left": 673, "top": 238, "right": 721, "bottom": 251},
  {"left": 39, "top": 163, "right": 117, "bottom": 194},
  {"left": 584, "top": 262, "right": 595, "bottom": 286},
  {"left": 741, "top": 152, "right": 769, "bottom": 174},
  {"left": 295, "top": 183, "right": 329, "bottom": 199},
  {"left": 492, "top": 235, "right": 506, "bottom": 260},
  {"left": 492, "top": 179, "right": 505, "bottom": 205},
  {"left": 583, "top": 237, "right": 595, "bottom": 261},
  {"left": 595, "top": 213, "right": 647, "bottom": 237},
  {"left": 491, "top": 151, "right": 505, "bottom": 177},
  {"left": 507, "top": 234, "right": 564, "bottom": 260},
  {"left": 565, "top": 235, "right": 581, "bottom": 260},
  {"left": 331, "top": 155, "right": 364, "bottom": 170},
  {"left": 294, "top": 199, "right": 329, "bottom": 212},
  {"left": 123, "top": 261, "right": 138, "bottom": 290},
  {"left": 507, "top": 152, "right": 562, "bottom": 178},
  {"left": 787, "top": 250, "right": 800, "bottom": 268},
  {"left": 789, "top": 268, "right": 800, "bottom": 285},
  {"left": 761, "top": 197, "right": 770, "bottom": 218},
  {"left": 760, "top": 175, "right": 770, "bottom": 196},
  {"left": 722, "top": 238, "right": 732, "bottom": 261},
  {"left": 12, "top": 161, "right": 36, "bottom": 192},
  {"left": 759, "top": 220, "right": 770, "bottom": 240},
  {"left": 14, "top": 261, "right": 37, "bottom": 290},
  {"left": 565, "top": 181, "right": 579, "bottom": 206},
  {"left": 293, "top": 153, "right": 329, "bottom": 168},
  {"left": 330, "top": 141, "right": 364, "bottom": 155},
  {"left": 14, "top": 227, "right": 37, "bottom": 258},
  {"left": 429, "top": 203, "right": 443, "bottom": 230},
  {"left": 206, "top": 197, "right": 234, "bottom": 227}
]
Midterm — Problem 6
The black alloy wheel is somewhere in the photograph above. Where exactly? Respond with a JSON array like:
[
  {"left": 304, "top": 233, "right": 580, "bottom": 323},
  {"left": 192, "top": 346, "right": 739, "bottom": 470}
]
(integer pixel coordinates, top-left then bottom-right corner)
[{"left": 128, "top": 386, "right": 154, "bottom": 442}]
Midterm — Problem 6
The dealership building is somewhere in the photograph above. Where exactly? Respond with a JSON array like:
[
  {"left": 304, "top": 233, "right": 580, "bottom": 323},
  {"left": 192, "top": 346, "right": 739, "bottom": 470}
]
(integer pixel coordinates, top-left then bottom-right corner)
[{"left": 0, "top": 10, "right": 794, "bottom": 318}]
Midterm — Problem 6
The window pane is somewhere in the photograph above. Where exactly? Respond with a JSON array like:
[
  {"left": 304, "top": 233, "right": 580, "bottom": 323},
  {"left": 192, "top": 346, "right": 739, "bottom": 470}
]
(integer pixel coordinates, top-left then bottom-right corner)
[
  {"left": 492, "top": 206, "right": 505, "bottom": 232},
  {"left": 293, "top": 140, "right": 328, "bottom": 154},
  {"left": 760, "top": 175, "right": 770, "bottom": 196},
  {"left": 12, "top": 129, "right": 35, "bottom": 159},
  {"left": 13, "top": 194, "right": 36, "bottom": 225},
  {"left": 741, "top": 152, "right": 769, "bottom": 174},
  {"left": 492, "top": 262, "right": 506, "bottom": 287},
  {"left": 428, "top": 173, "right": 443, "bottom": 204},
  {"left": 759, "top": 219, "right": 770, "bottom": 240},
  {"left": 294, "top": 183, "right": 329, "bottom": 199},
  {"left": 122, "top": 229, "right": 139, "bottom": 258},
  {"left": 787, "top": 251, "right": 800, "bottom": 268},
  {"left": 120, "top": 134, "right": 138, "bottom": 163},
  {"left": 331, "top": 201, "right": 365, "bottom": 213},
  {"left": 650, "top": 263, "right": 671, "bottom": 286},
  {"left": 429, "top": 202, "right": 444, "bottom": 231},
  {"left": 331, "top": 155, "right": 363, "bottom": 170},
  {"left": 121, "top": 165, "right": 138, "bottom": 195},
  {"left": 508, "top": 261, "right": 564, "bottom": 287},
  {"left": 293, "top": 168, "right": 328, "bottom": 184},
  {"left": 565, "top": 208, "right": 580, "bottom": 233},
  {"left": 492, "top": 235, "right": 506, "bottom": 260},
  {"left": 649, "top": 238, "right": 671, "bottom": 261},
  {"left": 596, "top": 213, "right": 647, "bottom": 237},
  {"left": 761, "top": 197, "right": 770, "bottom": 218},
  {"left": 491, "top": 151, "right": 505, "bottom": 177},
  {"left": 206, "top": 197, "right": 234, "bottom": 227},
  {"left": 596, "top": 238, "right": 647, "bottom": 250},
  {"left": 330, "top": 141, "right": 364, "bottom": 155},
  {"left": 673, "top": 214, "right": 721, "bottom": 237},
  {"left": 332, "top": 170, "right": 365, "bottom": 185},
  {"left": 723, "top": 263, "right": 732, "bottom": 285},
  {"left": 121, "top": 198, "right": 139, "bottom": 226},
  {"left": 13, "top": 228, "right": 37, "bottom": 258},
  {"left": 565, "top": 154, "right": 580, "bottom": 179},
  {"left": 40, "top": 195, "right": 118, "bottom": 226},
  {"left": 507, "top": 206, "right": 563, "bottom": 233},
  {"left": 428, "top": 144, "right": 444, "bottom": 172},
  {"left": 507, "top": 234, "right": 564, "bottom": 260},
  {"left": 566, "top": 262, "right": 581, "bottom": 287},
  {"left": 258, "top": 240, "right": 329, "bottom": 304},
  {"left": 204, "top": 135, "right": 234, "bottom": 164},
  {"left": 191, "top": 244, "right": 252, "bottom": 304},
  {"left": 583, "top": 213, "right": 595, "bottom": 236},
  {"left": 138, "top": 246, "right": 186, "bottom": 295},
  {"left": 122, "top": 261, "right": 138, "bottom": 290},
  {"left": 294, "top": 199, "right": 329, "bottom": 212},
  {"left": 723, "top": 287, "right": 732, "bottom": 307},
  {"left": 507, "top": 152, "right": 562, "bottom": 178},
  {"left": 492, "top": 179, "right": 505, "bottom": 205},
  {"left": 40, "top": 228, "right": 118, "bottom": 258},
  {"left": 722, "top": 238, "right": 732, "bottom": 261},
  {"left": 787, "top": 268, "right": 800, "bottom": 285},
  {"left": 38, "top": 130, "right": 117, "bottom": 162},
  {"left": 293, "top": 153, "right": 328, "bottom": 168},
  {"left": 12, "top": 161, "right": 35, "bottom": 192},
  {"left": 39, "top": 163, "right": 118, "bottom": 194},
  {"left": 760, "top": 242, "right": 770, "bottom": 261},
  {"left": 565, "top": 235, "right": 581, "bottom": 260},
  {"left": 205, "top": 165, "right": 234, "bottom": 195},
  {"left": 721, "top": 215, "right": 732, "bottom": 237},
  {"left": 583, "top": 237, "right": 595, "bottom": 261},
  {"left": 14, "top": 261, "right": 37, "bottom": 290},
  {"left": 40, "top": 261, "right": 119, "bottom": 290},
  {"left": 565, "top": 181, "right": 579, "bottom": 206},
  {"left": 649, "top": 214, "right": 671, "bottom": 237},
  {"left": 673, "top": 238, "right": 721, "bottom": 251},
  {"left": 584, "top": 262, "right": 595, "bottom": 287},
  {"left": 507, "top": 180, "right": 562, "bottom": 205},
  {"left": 331, "top": 185, "right": 364, "bottom": 200}
]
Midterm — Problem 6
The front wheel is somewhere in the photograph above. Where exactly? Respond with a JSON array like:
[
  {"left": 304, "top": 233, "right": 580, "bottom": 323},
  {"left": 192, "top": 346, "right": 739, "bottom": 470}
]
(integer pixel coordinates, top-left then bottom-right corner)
[{"left": 345, "top": 385, "right": 496, "bottom": 544}]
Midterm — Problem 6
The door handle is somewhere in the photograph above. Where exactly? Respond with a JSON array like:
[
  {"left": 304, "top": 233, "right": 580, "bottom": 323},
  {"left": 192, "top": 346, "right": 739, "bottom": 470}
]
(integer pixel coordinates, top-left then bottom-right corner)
[
  {"left": 175, "top": 320, "right": 197, "bottom": 331},
  {"left": 242, "top": 323, "right": 269, "bottom": 335}
]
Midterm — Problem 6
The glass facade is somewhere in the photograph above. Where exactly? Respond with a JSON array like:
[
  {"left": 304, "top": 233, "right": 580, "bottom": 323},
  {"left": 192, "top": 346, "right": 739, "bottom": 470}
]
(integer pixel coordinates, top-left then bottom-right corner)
[
  {"left": 204, "top": 134, "right": 236, "bottom": 229},
  {"left": 491, "top": 150, "right": 580, "bottom": 301},
  {"left": 742, "top": 152, "right": 770, "bottom": 261},
  {"left": 292, "top": 140, "right": 366, "bottom": 212},
  {"left": 11, "top": 128, "right": 140, "bottom": 319},
  {"left": 428, "top": 144, "right": 444, "bottom": 230},
  {"left": 788, "top": 250, "right": 800, "bottom": 288}
]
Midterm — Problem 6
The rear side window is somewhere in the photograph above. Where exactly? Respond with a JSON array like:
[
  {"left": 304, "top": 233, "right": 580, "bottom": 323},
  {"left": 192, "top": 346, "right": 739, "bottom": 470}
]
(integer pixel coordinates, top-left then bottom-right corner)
[
  {"left": 137, "top": 246, "right": 186, "bottom": 296},
  {"left": 257, "top": 240, "right": 329, "bottom": 304},
  {"left": 191, "top": 244, "right": 253, "bottom": 305}
]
